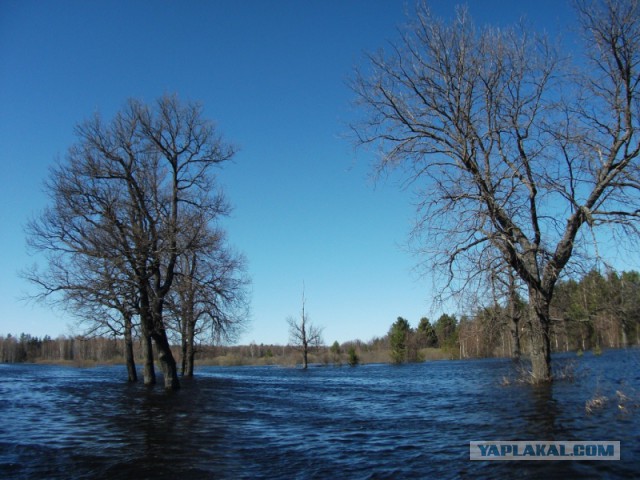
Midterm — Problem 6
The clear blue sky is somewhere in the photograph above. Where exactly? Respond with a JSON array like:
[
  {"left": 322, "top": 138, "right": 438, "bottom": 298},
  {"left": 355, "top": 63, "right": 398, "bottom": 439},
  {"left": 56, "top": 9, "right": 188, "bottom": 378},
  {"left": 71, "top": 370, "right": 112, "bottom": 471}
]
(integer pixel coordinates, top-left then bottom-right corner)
[{"left": 0, "top": 0, "right": 613, "bottom": 345}]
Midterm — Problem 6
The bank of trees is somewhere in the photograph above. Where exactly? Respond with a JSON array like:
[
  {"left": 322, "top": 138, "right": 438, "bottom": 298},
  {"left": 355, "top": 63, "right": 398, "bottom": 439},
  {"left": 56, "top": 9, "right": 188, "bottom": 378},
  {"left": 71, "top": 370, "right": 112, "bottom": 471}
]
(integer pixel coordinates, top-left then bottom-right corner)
[
  {"left": 24, "top": 95, "right": 248, "bottom": 389},
  {"left": 0, "top": 334, "right": 123, "bottom": 364},
  {"left": 5, "top": 265, "right": 638, "bottom": 366},
  {"left": 388, "top": 314, "right": 459, "bottom": 363},
  {"left": 452, "top": 269, "right": 640, "bottom": 359},
  {"left": 384, "top": 268, "right": 640, "bottom": 363},
  {"left": 551, "top": 269, "right": 640, "bottom": 351},
  {"left": 352, "top": 0, "right": 640, "bottom": 381}
]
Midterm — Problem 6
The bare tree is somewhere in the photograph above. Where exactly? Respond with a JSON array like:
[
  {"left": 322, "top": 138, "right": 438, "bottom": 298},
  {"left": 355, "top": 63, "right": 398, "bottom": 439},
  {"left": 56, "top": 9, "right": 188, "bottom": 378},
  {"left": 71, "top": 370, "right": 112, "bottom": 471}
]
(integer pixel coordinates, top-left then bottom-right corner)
[
  {"left": 26, "top": 94, "right": 235, "bottom": 389},
  {"left": 287, "top": 287, "right": 323, "bottom": 369},
  {"left": 351, "top": 1, "right": 640, "bottom": 381},
  {"left": 65, "top": 261, "right": 142, "bottom": 383},
  {"left": 25, "top": 210, "right": 145, "bottom": 382},
  {"left": 166, "top": 223, "right": 250, "bottom": 377}
]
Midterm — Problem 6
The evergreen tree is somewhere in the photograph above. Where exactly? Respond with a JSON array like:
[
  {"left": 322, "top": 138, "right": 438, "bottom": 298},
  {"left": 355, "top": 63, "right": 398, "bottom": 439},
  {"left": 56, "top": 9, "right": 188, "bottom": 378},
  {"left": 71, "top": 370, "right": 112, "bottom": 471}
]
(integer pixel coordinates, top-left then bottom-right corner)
[{"left": 389, "top": 317, "right": 412, "bottom": 364}]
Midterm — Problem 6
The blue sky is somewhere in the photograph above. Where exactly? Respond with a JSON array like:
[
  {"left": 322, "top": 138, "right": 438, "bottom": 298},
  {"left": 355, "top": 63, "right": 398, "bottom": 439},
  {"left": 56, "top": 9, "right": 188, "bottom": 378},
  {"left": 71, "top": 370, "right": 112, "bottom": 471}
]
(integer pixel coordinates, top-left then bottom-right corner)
[{"left": 0, "top": 0, "right": 609, "bottom": 345}]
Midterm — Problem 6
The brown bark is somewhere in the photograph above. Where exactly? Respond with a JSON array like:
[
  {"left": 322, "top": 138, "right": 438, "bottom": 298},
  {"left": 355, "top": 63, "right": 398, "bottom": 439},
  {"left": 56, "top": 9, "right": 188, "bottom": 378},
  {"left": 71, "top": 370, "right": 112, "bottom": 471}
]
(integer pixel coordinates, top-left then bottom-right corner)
[
  {"left": 153, "top": 330, "right": 180, "bottom": 389},
  {"left": 528, "top": 289, "right": 552, "bottom": 381},
  {"left": 181, "top": 315, "right": 196, "bottom": 377},
  {"left": 123, "top": 312, "right": 137, "bottom": 382},
  {"left": 510, "top": 317, "right": 521, "bottom": 361},
  {"left": 142, "top": 335, "right": 155, "bottom": 386},
  {"left": 302, "top": 345, "right": 309, "bottom": 370},
  {"left": 508, "top": 275, "right": 522, "bottom": 360},
  {"left": 180, "top": 305, "right": 188, "bottom": 376},
  {"left": 185, "top": 320, "right": 195, "bottom": 377},
  {"left": 139, "top": 291, "right": 157, "bottom": 386},
  {"left": 151, "top": 298, "right": 180, "bottom": 389}
]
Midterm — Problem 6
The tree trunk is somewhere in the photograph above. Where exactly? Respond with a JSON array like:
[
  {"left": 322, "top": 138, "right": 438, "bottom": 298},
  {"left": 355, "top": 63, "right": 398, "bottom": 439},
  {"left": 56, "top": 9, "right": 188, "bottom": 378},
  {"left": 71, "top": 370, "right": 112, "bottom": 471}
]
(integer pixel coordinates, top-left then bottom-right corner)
[
  {"left": 508, "top": 275, "right": 521, "bottom": 360},
  {"left": 510, "top": 317, "right": 521, "bottom": 360},
  {"left": 302, "top": 342, "right": 308, "bottom": 369},
  {"left": 185, "top": 319, "right": 195, "bottom": 377},
  {"left": 528, "top": 290, "right": 552, "bottom": 382},
  {"left": 185, "top": 343, "right": 195, "bottom": 377},
  {"left": 153, "top": 330, "right": 180, "bottom": 389},
  {"left": 139, "top": 289, "right": 157, "bottom": 385},
  {"left": 123, "top": 313, "right": 137, "bottom": 382},
  {"left": 139, "top": 318, "right": 156, "bottom": 386},
  {"left": 180, "top": 338, "right": 187, "bottom": 376},
  {"left": 142, "top": 333, "right": 155, "bottom": 386},
  {"left": 149, "top": 298, "right": 180, "bottom": 389},
  {"left": 180, "top": 317, "right": 188, "bottom": 376}
]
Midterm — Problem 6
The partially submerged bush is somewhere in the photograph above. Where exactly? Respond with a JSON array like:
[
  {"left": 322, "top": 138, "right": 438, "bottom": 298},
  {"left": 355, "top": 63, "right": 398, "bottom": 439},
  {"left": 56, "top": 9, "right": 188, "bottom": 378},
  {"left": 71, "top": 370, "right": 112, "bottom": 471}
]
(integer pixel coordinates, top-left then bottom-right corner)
[{"left": 585, "top": 394, "right": 608, "bottom": 414}]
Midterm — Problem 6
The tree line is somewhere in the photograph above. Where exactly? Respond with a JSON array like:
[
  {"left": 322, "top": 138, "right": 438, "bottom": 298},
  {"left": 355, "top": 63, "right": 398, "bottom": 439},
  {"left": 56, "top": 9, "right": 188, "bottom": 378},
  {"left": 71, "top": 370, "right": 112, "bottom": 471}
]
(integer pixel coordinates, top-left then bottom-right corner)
[
  {"left": 460, "top": 268, "right": 640, "bottom": 359},
  {"left": 385, "top": 269, "right": 640, "bottom": 363},
  {"left": 4, "top": 265, "right": 638, "bottom": 368},
  {"left": 0, "top": 334, "right": 362, "bottom": 366},
  {"left": 0, "top": 334, "right": 126, "bottom": 364}
]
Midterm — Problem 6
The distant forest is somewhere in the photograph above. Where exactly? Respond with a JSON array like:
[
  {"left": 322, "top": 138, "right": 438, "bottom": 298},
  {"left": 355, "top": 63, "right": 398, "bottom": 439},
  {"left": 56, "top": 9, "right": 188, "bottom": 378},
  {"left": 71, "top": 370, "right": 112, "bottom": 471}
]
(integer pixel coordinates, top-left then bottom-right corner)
[{"left": 3, "top": 269, "right": 638, "bottom": 368}]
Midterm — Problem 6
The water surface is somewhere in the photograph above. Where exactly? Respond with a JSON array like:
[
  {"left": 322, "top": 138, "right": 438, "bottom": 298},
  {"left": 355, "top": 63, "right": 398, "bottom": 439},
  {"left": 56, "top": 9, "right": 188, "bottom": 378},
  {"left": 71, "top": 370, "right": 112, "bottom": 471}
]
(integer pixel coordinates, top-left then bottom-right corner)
[{"left": 1, "top": 349, "right": 639, "bottom": 479}]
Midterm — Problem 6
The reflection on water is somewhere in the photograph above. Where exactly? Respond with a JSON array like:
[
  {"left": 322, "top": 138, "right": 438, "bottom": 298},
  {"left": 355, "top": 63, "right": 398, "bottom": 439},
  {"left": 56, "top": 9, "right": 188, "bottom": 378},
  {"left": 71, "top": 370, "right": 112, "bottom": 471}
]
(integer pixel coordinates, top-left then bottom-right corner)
[{"left": 0, "top": 349, "right": 639, "bottom": 479}]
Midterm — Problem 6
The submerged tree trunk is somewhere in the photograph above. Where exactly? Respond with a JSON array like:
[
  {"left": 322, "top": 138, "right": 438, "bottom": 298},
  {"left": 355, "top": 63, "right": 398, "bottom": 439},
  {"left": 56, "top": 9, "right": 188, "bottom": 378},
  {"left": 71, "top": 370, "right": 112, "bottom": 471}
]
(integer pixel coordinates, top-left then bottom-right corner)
[
  {"left": 510, "top": 317, "right": 521, "bottom": 361},
  {"left": 528, "top": 290, "right": 552, "bottom": 382},
  {"left": 178, "top": 294, "right": 196, "bottom": 377},
  {"left": 508, "top": 275, "right": 521, "bottom": 360},
  {"left": 184, "top": 319, "right": 196, "bottom": 377},
  {"left": 180, "top": 316, "right": 188, "bottom": 376},
  {"left": 150, "top": 295, "right": 180, "bottom": 389},
  {"left": 302, "top": 343, "right": 308, "bottom": 370},
  {"left": 179, "top": 315, "right": 196, "bottom": 377},
  {"left": 123, "top": 313, "right": 137, "bottom": 382},
  {"left": 142, "top": 333, "right": 155, "bottom": 386},
  {"left": 153, "top": 330, "right": 180, "bottom": 389},
  {"left": 139, "top": 305, "right": 156, "bottom": 386}
]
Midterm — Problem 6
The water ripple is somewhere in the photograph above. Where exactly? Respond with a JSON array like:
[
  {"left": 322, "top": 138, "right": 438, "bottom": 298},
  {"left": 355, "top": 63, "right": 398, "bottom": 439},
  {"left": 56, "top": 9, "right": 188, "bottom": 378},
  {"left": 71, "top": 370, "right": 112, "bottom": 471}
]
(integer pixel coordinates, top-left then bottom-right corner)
[{"left": 1, "top": 351, "right": 639, "bottom": 478}]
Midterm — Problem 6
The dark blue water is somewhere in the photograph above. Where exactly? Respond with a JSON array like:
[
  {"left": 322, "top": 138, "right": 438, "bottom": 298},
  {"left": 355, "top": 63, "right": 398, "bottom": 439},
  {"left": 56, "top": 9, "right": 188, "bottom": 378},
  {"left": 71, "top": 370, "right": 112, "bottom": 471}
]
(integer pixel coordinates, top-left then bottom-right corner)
[{"left": 1, "top": 349, "right": 639, "bottom": 479}]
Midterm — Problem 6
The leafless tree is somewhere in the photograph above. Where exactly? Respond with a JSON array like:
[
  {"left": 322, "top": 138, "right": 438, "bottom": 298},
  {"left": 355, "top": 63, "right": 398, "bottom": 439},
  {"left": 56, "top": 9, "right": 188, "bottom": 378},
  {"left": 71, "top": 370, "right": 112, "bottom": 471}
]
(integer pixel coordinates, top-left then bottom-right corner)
[
  {"left": 25, "top": 210, "right": 146, "bottom": 382},
  {"left": 351, "top": 1, "right": 640, "bottom": 381},
  {"left": 166, "top": 223, "right": 250, "bottom": 377},
  {"left": 287, "top": 287, "right": 323, "bottom": 369},
  {"left": 64, "top": 263, "right": 142, "bottom": 383},
  {"left": 26, "top": 94, "right": 235, "bottom": 389}
]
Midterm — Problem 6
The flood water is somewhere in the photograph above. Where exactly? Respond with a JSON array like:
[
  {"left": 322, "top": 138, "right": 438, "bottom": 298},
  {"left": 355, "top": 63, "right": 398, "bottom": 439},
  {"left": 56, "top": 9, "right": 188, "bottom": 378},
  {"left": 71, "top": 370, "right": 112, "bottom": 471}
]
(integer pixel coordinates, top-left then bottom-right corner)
[{"left": 1, "top": 349, "right": 639, "bottom": 479}]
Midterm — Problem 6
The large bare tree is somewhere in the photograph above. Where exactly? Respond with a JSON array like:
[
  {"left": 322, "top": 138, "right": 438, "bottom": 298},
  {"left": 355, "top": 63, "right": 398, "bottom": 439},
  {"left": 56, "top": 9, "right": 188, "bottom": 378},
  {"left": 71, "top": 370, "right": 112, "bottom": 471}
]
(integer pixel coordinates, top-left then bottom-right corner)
[
  {"left": 351, "top": 1, "right": 640, "bottom": 381},
  {"left": 26, "top": 95, "right": 235, "bottom": 389}
]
